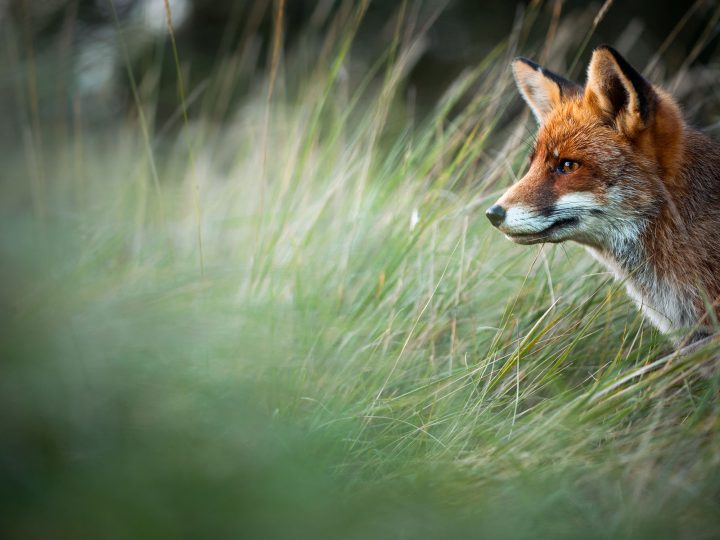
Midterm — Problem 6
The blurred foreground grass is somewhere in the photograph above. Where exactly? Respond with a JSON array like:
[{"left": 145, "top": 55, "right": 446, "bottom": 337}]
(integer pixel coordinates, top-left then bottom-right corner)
[{"left": 2, "top": 3, "right": 720, "bottom": 539}]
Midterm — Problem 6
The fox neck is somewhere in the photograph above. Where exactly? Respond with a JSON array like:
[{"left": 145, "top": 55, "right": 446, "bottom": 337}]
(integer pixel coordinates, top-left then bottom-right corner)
[
  {"left": 585, "top": 221, "right": 697, "bottom": 336},
  {"left": 585, "top": 222, "right": 650, "bottom": 298},
  {"left": 583, "top": 134, "right": 711, "bottom": 335}
]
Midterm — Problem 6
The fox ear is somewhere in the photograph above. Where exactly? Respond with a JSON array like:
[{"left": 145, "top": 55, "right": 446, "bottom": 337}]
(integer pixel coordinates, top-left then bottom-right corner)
[
  {"left": 585, "top": 45, "right": 656, "bottom": 134},
  {"left": 512, "top": 57, "right": 580, "bottom": 123}
]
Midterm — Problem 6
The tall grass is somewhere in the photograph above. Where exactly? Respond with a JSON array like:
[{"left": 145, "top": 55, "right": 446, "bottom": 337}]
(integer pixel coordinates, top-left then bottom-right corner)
[{"left": 2, "top": 3, "right": 720, "bottom": 539}]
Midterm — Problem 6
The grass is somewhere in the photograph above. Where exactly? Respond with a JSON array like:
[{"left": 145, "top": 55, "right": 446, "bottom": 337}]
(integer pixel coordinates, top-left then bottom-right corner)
[{"left": 2, "top": 3, "right": 720, "bottom": 538}]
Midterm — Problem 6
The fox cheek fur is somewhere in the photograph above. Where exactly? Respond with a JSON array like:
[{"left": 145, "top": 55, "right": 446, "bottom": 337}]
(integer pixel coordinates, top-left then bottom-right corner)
[{"left": 487, "top": 45, "right": 720, "bottom": 339}]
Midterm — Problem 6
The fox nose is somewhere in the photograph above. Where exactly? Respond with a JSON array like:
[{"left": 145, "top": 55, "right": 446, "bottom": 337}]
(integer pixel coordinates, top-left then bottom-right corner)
[{"left": 485, "top": 204, "right": 506, "bottom": 227}]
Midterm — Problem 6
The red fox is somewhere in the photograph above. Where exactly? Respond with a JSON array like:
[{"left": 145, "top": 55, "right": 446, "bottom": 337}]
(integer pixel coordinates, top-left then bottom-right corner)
[{"left": 486, "top": 45, "right": 720, "bottom": 339}]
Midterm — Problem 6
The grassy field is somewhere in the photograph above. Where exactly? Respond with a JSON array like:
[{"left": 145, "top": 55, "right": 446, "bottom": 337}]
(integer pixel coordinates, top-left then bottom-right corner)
[{"left": 3, "top": 3, "right": 720, "bottom": 538}]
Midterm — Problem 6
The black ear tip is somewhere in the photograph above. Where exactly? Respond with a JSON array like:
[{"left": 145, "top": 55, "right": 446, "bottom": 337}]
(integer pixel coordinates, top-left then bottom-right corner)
[
  {"left": 513, "top": 57, "right": 541, "bottom": 71},
  {"left": 593, "top": 44, "right": 625, "bottom": 63}
]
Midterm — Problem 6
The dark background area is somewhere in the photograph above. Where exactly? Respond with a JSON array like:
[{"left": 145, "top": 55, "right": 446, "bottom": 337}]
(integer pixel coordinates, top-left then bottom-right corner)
[{"left": 3, "top": 0, "right": 719, "bottom": 139}]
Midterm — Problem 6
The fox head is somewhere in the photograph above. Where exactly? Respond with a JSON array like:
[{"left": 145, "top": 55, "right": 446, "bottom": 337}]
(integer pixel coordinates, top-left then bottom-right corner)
[{"left": 486, "top": 45, "right": 685, "bottom": 249}]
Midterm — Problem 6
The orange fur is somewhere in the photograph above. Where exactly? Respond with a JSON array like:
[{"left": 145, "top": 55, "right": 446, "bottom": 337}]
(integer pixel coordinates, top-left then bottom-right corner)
[{"left": 489, "top": 45, "right": 720, "bottom": 340}]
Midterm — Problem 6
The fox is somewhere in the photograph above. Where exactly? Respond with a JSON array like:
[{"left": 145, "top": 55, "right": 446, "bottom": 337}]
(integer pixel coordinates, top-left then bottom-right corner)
[{"left": 486, "top": 45, "right": 720, "bottom": 340}]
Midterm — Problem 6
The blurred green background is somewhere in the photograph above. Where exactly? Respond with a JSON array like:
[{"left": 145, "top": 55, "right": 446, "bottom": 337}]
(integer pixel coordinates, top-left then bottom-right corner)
[{"left": 2, "top": 1, "right": 720, "bottom": 538}]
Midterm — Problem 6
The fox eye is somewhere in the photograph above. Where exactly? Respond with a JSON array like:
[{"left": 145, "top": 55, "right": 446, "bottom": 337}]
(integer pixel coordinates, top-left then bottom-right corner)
[{"left": 556, "top": 160, "right": 580, "bottom": 174}]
